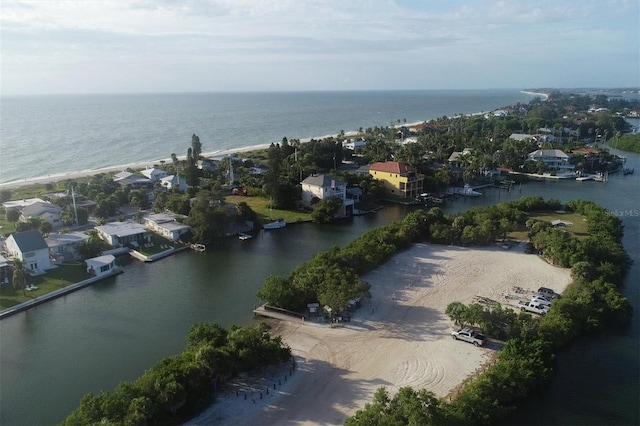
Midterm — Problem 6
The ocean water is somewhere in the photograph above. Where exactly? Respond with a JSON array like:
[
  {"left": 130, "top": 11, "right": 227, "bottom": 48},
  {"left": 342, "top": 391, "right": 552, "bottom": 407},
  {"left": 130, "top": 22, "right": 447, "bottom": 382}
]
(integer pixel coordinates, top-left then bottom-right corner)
[{"left": 0, "top": 90, "right": 538, "bottom": 184}]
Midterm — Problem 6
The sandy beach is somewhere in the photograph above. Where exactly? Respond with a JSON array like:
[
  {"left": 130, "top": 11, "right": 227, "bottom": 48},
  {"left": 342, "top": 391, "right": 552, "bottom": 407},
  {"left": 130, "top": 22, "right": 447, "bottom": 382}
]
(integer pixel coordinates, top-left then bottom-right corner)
[
  {"left": 0, "top": 144, "right": 272, "bottom": 190},
  {"left": 188, "top": 243, "right": 571, "bottom": 426}
]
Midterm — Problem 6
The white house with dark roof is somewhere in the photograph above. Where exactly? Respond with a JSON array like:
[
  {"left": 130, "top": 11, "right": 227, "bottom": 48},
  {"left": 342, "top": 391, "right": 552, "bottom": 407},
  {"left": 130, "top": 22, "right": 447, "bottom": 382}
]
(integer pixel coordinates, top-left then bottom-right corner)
[
  {"left": 85, "top": 255, "right": 116, "bottom": 277},
  {"left": 95, "top": 221, "right": 151, "bottom": 248},
  {"left": 46, "top": 231, "right": 90, "bottom": 262},
  {"left": 143, "top": 213, "right": 191, "bottom": 241},
  {"left": 5, "top": 230, "right": 51, "bottom": 273},
  {"left": 301, "top": 174, "right": 354, "bottom": 217}
]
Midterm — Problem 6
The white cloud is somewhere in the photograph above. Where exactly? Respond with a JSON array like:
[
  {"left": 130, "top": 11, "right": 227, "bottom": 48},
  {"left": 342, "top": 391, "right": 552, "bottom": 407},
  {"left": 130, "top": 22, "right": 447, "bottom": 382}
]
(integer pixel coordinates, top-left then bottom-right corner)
[{"left": 1, "top": 0, "right": 638, "bottom": 94}]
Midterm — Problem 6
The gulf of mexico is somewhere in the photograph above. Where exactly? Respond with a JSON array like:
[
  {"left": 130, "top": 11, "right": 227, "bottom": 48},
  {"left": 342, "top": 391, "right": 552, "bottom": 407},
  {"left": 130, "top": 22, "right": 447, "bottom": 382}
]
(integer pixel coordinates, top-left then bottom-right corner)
[{"left": 0, "top": 90, "right": 538, "bottom": 184}]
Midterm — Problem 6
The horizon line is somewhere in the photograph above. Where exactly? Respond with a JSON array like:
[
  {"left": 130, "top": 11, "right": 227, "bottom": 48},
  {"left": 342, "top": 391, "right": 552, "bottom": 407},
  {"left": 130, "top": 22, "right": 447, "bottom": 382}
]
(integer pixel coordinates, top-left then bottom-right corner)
[{"left": 2, "top": 87, "right": 637, "bottom": 98}]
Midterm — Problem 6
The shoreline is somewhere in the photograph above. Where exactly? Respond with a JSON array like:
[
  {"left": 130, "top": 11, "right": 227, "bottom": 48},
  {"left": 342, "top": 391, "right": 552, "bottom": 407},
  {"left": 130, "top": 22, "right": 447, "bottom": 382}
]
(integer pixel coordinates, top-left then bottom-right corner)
[
  {"left": 0, "top": 137, "right": 362, "bottom": 190},
  {"left": 521, "top": 90, "right": 549, "bottom": 100},
  {"left": 0, "top": 94, "right": 540, "bottom": 191}
]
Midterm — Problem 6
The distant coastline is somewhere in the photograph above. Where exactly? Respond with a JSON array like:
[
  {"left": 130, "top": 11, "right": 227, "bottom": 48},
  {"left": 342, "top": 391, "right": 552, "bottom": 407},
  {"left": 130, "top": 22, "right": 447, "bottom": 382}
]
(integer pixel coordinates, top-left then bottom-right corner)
[{"left": 520, "top": 90, "right": 549, "bottom": 100}]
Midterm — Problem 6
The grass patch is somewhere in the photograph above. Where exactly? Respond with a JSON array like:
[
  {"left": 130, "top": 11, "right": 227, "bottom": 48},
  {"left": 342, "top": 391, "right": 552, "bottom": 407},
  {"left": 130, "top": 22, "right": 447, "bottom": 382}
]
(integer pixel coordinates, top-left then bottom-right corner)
[
  {"left": 508, "top": 211, "right": 590, "bottom": 241},
  {"left": 0, "top": 263, "right": 91, "bottom": 310},
  {"left": 226, "top": 195, "right": 312, "bottom": 225}
]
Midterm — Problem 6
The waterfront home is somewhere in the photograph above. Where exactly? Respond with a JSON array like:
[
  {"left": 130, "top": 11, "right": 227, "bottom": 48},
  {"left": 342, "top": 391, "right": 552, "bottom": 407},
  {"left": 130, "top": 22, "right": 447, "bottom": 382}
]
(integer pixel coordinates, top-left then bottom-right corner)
[
  {"left": 342, "top": 138, "right": 366, "bottom": 150},
  {"left": 527, "top": 149, "right": 574, "bottom": 173},
  {"left": 142, "top": 213, "right": 191, "bottom": 242},
  {"left": 46, "top": 231, "right": 90, "bottom": 263},
  {"left": 197, "top": 159, "right": 217, "bottom": 173},
  {"left": 571, "top": 147, "right": 603, "bottom": 169},
  {"left": 5, "top": 230, "right": 52, "bottom": 273},
  {"left": 113, "top": 171, "right": 152, "bottom": 189},
  {"left": 140, "top": 167, "right": 168, "bottom": 182},
  {"left": 95, "top": 221, "right": 151, "bottom": 248},
  {"left": 159, "top": 174, "right": 188, "bottom": 192},
  {"left": 448, "top": 148, "right": 472, "bottom": 168},
  {"left": 369, "top": 161, "right": 424, "bottom": 199},
  {"left": 2, "top": 197, "right": 46, "bottom": 211},
  {"left": 20, "top": 201, "right": 63, "bottom": 229},
  {"left": 301, "top": 174, "right": 354, "bottom": 217},
  {"left": 85, "top": 254, "right": 116, "bottom": 277}
]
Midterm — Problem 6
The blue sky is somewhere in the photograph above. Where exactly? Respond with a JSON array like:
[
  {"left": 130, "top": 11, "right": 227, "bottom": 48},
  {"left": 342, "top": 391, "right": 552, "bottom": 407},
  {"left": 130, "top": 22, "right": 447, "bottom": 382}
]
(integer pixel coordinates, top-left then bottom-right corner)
[{"left": 1, "top": 0, "right": 638, "bottom": 95}]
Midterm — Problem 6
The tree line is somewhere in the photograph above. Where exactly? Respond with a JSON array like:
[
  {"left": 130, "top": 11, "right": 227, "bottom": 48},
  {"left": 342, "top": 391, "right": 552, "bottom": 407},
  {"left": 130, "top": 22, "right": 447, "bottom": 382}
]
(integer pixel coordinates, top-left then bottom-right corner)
[{"left": 61, "top": 322, "right": 291, "bottom": 425}]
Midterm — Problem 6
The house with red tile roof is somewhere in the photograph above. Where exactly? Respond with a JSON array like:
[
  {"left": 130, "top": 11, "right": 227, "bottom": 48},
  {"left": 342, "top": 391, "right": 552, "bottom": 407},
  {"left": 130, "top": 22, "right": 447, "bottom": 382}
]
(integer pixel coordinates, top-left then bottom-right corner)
[{"left": 369, "top": 161, "right": 424, "bottom": 198}]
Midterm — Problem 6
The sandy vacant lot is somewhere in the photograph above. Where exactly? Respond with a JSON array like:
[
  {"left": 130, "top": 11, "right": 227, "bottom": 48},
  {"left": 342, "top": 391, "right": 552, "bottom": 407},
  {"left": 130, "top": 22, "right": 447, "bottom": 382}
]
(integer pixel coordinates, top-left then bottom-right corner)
[{"left": 189, "top": 243, "right": 571, "bottom": 426}]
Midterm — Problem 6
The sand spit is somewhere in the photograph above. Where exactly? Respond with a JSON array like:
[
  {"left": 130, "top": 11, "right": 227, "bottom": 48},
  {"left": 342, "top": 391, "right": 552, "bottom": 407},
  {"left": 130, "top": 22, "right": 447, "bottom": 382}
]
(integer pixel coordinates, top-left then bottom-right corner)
[{"left": 188, "top": 243, "right": 571, "bottom": 425}]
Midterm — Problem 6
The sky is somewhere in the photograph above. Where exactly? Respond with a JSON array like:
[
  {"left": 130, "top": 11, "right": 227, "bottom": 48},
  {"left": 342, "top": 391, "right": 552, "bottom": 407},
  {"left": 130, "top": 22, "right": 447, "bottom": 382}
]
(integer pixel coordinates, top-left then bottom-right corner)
[{"left": 1, "top": 0, "right": 639, "bottom": 95}]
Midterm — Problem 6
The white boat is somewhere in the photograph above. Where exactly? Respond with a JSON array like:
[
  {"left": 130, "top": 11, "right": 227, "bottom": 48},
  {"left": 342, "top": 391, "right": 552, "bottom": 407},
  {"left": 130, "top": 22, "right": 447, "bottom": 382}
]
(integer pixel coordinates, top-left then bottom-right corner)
[
  {"left": 238, "top": 233, "right": 252, "bottom": 240},
  {"left": 576, "top": 175, "right": 594, "bottom": 181},
  {"left": 263, "top": 218, "right": 286, "bottom": 230},
  {"left": 594, "top": 172, "right": 608, "bottom": 182},
  {"left": 461, "top": 183, "right": 482, "bottom": 197}
]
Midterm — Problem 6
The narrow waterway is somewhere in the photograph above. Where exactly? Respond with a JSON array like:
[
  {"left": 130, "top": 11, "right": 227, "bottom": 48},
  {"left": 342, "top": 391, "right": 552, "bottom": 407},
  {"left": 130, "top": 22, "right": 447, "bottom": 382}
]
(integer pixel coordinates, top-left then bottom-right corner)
[{"left": 1, "top": 149, "right": 638, "bottom": 425}]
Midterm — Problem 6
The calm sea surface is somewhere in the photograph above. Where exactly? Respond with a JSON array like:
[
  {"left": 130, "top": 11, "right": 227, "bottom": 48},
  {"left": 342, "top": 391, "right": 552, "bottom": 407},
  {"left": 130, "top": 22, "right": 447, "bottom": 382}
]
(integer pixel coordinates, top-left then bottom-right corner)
[
  {"left": 0, "top": 90, "right": 537, "bottom": 184},
  {"left": 0, "top": 92, "right": 638, "bottom": 425}
]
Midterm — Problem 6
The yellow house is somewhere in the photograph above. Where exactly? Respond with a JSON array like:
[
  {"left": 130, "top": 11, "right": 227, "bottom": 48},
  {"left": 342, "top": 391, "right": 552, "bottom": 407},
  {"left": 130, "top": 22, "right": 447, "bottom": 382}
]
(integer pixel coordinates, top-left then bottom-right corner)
[{"left": 369, "top": 161, "right": 424, "bottom": 198}]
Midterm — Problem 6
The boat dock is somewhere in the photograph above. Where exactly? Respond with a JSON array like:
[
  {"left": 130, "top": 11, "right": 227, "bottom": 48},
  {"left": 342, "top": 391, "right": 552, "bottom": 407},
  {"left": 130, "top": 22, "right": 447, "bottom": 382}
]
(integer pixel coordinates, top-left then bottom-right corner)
[{"left": 253, "top": 304, "right": 306, "bottom": 324}]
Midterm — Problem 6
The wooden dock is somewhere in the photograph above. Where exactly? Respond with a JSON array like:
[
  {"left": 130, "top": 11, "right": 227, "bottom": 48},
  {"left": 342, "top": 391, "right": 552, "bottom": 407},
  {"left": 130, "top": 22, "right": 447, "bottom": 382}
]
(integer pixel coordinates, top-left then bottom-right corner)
[{"left": 253, "top": 304, "right": 306, "bottom": 324}]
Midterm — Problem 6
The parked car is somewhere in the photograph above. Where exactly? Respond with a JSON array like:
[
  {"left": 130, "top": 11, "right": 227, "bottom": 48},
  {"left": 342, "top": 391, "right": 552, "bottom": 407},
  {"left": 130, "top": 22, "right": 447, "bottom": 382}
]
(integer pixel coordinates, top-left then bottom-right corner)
[
  {"left": 531, "top": 294, "right": 553, "bottom": 305},
  {"left": 451, "top": 328, "right": 486, "bottom": 347},
  {"left": 518, "top": 300, "right": 550, "bottom": 315},
  {"left": 537, "top": 287, "right": 560, "bottom": 299}
]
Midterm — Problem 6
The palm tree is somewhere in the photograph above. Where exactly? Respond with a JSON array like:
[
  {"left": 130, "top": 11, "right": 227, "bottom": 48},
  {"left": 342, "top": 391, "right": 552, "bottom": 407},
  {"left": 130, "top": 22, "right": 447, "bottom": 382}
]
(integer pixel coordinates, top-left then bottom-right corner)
[{"left": 12, "top": 259, "right": 28, "bottom": 296}]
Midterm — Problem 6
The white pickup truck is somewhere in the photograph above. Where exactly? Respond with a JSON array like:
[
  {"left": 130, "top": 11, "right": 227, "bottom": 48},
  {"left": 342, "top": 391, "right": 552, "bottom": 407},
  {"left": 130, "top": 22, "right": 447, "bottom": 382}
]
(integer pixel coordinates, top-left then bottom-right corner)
[
  {"left": 451, "top": 328, "right": 486, "bottom": 347},
  {"left": 518, "top": 301, "right": 550, "bottom": 315}
]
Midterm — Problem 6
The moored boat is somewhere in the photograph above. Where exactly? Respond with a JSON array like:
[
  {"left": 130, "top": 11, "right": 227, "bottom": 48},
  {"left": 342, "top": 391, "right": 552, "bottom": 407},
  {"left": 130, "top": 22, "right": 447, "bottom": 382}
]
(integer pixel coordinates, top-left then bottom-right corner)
[
  {"left": 263, "top": 218, "right": 286, "bottom": 230},
  {"left": 461, "top": 183, "right": 482, "bottom": 197}
]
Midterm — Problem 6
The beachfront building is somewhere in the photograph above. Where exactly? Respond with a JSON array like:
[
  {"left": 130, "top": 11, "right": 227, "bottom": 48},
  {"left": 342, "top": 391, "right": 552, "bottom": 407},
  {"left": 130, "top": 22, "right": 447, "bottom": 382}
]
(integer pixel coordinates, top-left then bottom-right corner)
[
  {"left": 113, "top": 171, "right": 152, "bottom": 189},
  {"left": 369, "top": 161, "right": 424, "bottom": 199},
  {"left": 19, "top": 201, "right": 63, "bottom": 229},
  {"left": 2, "top": 198, "right": 47, "bottom": 211},
  {"left": 143, "top": 213, "right": 191, "bottom": 242},
  {"left": 527, "top": 149, "right": 574, "bottom": 173},
  {"left": 342, "top": 138, "right": 366, "bottom": 150},
  {"left": 5, "top": 230, "right": 52, "bottom": 273},
  {"left": 95, "top": 221, "right": 151, "bottom": 248},
  {"left": 46, "top": 231, "right": 90, "bottom": 263},
  {"left": 85, "top": 255, "right": 116, "bottom": 277},
  {"left": 301, "top": 174, "right": 354, "bottom": 217},
  {"left": 140, "top": 167, "right": 168, "bottom": 182},
  {"left": 159, "top": 174, "right": 188, "bottom": 192}
]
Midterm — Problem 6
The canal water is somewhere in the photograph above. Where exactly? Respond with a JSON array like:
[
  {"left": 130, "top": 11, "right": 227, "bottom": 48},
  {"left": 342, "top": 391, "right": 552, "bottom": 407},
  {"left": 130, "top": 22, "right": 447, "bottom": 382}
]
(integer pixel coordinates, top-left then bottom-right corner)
[{"left": 0, "top": 149, "right": 638, "bottom": 425}]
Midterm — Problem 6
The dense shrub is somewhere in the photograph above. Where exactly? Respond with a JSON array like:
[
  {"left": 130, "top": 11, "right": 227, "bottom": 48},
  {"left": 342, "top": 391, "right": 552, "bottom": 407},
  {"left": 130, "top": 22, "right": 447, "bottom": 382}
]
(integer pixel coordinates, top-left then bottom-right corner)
[{"left": 62, "top": 323, "right": 291, "bottom": 425}]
